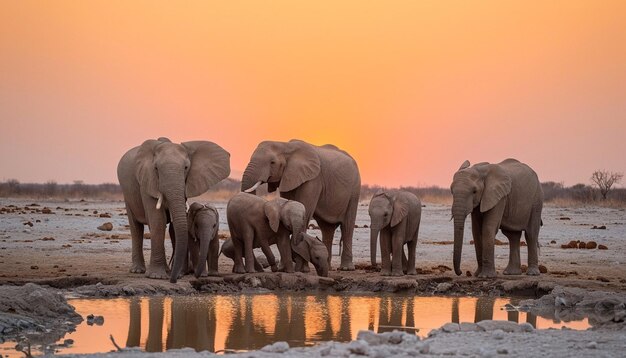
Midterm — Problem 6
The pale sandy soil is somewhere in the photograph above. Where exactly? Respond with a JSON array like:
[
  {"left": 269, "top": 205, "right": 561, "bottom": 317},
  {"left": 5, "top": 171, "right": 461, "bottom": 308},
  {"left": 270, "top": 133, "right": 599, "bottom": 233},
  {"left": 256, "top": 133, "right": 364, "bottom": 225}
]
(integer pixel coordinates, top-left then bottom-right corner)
[{"left": 0, "top": 198, "right": 625, "bottom": 292}]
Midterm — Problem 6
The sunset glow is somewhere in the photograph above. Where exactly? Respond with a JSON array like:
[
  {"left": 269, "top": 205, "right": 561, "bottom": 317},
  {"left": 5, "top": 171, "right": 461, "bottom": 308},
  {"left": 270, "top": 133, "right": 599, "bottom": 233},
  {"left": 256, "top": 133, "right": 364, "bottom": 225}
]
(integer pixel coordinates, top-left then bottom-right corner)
[{"left": 1, "top": 1, "right": 624, "bottom": 186}]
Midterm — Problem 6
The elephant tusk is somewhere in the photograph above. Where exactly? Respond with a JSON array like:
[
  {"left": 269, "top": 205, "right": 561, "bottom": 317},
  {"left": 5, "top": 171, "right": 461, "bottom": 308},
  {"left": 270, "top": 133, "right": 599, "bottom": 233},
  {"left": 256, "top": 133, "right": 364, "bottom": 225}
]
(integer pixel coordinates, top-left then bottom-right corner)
[
  {"left": 244, "top": 181, "right": 263, "bottom": 193},
  {"left": 156, "top": 194, "right": 163, "bottom": 210}
]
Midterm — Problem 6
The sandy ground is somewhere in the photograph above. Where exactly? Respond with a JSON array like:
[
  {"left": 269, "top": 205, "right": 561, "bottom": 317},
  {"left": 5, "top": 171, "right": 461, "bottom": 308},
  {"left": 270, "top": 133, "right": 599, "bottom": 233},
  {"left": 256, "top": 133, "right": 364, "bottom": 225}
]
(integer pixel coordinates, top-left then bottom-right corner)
[
  {"left": 1, "top": 197, "right": 626, "bottom": 356},
  {"left": 0, "top": 198, "right": 625, "bottom": 291}
]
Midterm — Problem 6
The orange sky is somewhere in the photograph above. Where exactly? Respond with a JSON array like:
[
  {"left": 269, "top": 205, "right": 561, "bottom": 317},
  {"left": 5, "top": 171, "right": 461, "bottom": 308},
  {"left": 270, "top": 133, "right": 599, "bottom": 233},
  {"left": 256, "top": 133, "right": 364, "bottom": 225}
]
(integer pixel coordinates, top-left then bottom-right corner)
[{"left": 1, "top": 1, "right": 625, "bottom": 187}]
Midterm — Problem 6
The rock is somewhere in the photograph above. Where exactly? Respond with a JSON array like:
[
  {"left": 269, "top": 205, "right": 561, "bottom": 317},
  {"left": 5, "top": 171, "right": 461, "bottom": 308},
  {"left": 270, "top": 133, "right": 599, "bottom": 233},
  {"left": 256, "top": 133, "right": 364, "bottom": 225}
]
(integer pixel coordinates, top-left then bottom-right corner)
[
  {"left": 598, "top": 244, "right": 608, "bottom": 250},
  {"left": 459, "top": 322, "right": 480, "bottom": 331},
  {"left": 466, "top": 270, "right": 472, "bottom": 277},
  {"left": 519, "top": 322, "right": 534, "bottom": 332},
  {"left": 364, "top": 224, "right": 369, "bottom": 228},
  {"left": 491, "top": 329, "right": 505, "bottom": 340},
  {"left": 441, "top": 323, "right": 460, "bottom": 332},
  {"left": 97, "top": 222, "right": 113, "bottom": 231},
  {"left": 357, "top": 330, "right": 388, "bottom": 346},
  {"left": 435, "top": 282, "right": 454, "bottom": 293},
  {"left": 550, "top": 240, "right": 556, "bottom": 244},
  {"left": 477, "top": 320, "right": 523, "bottom": 332},
  {"left": 586, "top": 341, "right": 597, "bottom": 349},
  {"left": 539, "top": 265, "right": 548, "bottom": 273},
  {"left": 23, "top": 221, "right": 34, "bottom": 227},
  {"left": 99, "top": 213, "right": 111, "bottom": 218},
  {"left": 559, "top": 217, "right": 571, "bottom": 220},
  {"left": 596, "top": 276, "right": 610, "bottom": 282},
  {"left": 41, "top": 208, "right": 53, "bottom": 214},
  {"left": 592, "top": 225, "right": 606, "bottom": 230},
  {"left": 261, "top": 341, "right": 289, "bottom": 353},
  {"left": 578, "top": 241, "right": 586, "bottom": 249},
  {"left": 30, "top": 265, "right": 38, "bottom": 270},
  {"left": 347, "top": 340, "right": 370, "bottom": 355},
  {"left": 586, "top": 241, "right": 597, "bottom": 249},
  {"left": 86, "top": 314, "right": 104, "bottom": 326},
  {"left": 497, "top": 348, "right": 509, "bottom": 354}
]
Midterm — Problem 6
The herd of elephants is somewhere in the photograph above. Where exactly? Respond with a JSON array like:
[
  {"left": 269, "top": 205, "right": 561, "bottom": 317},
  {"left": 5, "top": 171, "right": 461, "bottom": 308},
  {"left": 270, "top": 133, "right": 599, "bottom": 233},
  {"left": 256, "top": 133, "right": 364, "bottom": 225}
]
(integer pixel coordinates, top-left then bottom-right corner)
[{"left": 117, "top": 137, "right": 544, "bottom": 284}]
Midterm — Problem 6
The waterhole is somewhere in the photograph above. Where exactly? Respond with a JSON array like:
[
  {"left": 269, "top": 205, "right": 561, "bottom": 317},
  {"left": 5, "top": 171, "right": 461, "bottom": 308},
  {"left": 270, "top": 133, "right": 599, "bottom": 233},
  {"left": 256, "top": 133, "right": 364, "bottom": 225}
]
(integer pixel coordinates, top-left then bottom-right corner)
[{"left": 1, "top": 293, "right": 589, "bottom": 356}]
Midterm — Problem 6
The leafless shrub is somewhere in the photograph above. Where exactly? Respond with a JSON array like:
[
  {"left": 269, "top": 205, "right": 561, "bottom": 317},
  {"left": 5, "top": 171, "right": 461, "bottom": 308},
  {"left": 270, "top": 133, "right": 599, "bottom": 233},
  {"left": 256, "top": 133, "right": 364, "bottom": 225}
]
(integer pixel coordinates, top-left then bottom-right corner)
[{"left": 590, "top": 170, "right": 623, "bottom": 200}]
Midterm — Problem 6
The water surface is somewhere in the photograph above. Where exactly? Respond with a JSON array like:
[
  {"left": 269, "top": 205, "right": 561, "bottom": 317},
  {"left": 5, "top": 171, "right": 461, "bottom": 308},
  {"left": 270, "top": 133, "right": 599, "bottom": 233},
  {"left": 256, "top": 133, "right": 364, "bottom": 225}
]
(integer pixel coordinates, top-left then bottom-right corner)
[{"left": 0, "top": 293, "right": 590, "bottom": 356}]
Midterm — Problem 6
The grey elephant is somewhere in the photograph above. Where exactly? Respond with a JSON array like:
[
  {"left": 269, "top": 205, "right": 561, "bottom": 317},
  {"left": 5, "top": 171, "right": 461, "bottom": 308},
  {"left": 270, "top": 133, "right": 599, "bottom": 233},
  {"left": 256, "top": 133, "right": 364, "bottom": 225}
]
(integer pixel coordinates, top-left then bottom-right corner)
[
  {"left": 186, "top": 202, "right": 220, "bottom": 277},
  {"left": 451, "top": 159, "right": 543, "bottom": 278},
  {"left": 241, "top": 139, "right": 361, "bottom": 271},
  {"left": 368, "top": 190, "right": 421, "bottom": 276},
  {"left": 226, "top": 192, "right": 329, "bottom": 276},
  {"left": 117, "top": 137, "right": 230, "bottom": 282}
]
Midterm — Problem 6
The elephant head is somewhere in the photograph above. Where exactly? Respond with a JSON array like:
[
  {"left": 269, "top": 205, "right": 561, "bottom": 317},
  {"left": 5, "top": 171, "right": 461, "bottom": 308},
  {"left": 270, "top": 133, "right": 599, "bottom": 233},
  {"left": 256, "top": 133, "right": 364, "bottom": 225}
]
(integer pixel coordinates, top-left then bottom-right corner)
[
  {"left": 187, "top": 202, "right": 219, "bottom": 278},
  {"left": 292, "top": 232, "right": 329, "bottom": 277},
  {"left": 263, "top": 197, "right": 307, "bottom": 236},
  {"left": 135, "top": 139, "right": 230, "bottom": 282},
  {"left": 450, "top": 160, "right": 511, "bottom": 275},
  {"left": 368, "top": 190, "right": 410, "bottom": 266},
  {"left": 241, "top": 140, "right": 320, "bottom": 194}
]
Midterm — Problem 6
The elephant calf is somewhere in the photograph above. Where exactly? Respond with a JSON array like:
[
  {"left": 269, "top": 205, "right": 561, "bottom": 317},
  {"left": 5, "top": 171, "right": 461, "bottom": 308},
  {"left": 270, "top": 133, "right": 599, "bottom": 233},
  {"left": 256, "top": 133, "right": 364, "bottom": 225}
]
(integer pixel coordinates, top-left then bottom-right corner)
[
  {"left": 369, "top": 190, "right": 422, "bottom": 276},
  {"left": 170, "top": 202, "right": 220, "bottom": 278},
  {"left": 226, "top": 193, "right": 329, "bottom": 276}
]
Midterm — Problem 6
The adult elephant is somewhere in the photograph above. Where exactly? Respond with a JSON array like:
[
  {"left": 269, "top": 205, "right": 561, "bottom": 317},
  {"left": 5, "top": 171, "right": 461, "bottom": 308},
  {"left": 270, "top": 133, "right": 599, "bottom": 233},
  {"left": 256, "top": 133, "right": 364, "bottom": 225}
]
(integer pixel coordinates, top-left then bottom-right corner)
[
  {"left": 451, "top": 159, "right": 543, "bottom": 278},
  {"left": 241, "top": 139, "right": 361, "bottom": 271},
  {"left": 117, "top": 137, "right": 230, "bottom": 282}
]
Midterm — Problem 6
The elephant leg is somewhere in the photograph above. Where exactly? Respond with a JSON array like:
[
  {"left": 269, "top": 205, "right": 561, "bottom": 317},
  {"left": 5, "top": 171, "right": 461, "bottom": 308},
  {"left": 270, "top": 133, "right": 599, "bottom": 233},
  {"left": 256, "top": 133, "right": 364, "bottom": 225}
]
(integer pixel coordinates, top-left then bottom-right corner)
[
  {"left": 380, "top": 228, "right": 392, "bottom": 276},
  {"left": 146, "top": 209, "right": 169, "bottom": 279},
  {"left": 478, "top": 202, "right": 505, "bottom": 278},
  {"left": 391, "top": 223, "right": 406, "bottom": 276},
  {"left": 127, "top": 208, "right": 146, "bottom": 273},
  {"left": 231, "top": 237, "right": 246, "bottom": 274},
  {"left": 502, "top": 229, "right": 522, "bottom": 275},
  {"left": 243, "top": 230, "right": 256, "bottom": 273},
  {"left": 207, "top": 236, "right": 219, "bottom": 276},
  {"left": 259, "top": 239, "right": 278, "bottom": 272},
  {"left": 188, "top": 239, "right": 200, "bottom": 275},
  {"left": 276, "top": 231, "right": 294, "bottom": 273},
  {"left": 318, "top": 220, "right": 339, "bottom": 271},
  {"left": 338, "top": 195, "right": 358, "bottom": 271},
  {"left": 525, "top": 208, "right": 542, "bottom": 275},
  {"left": 471, "top": 211, "right": 483, "bottom": 277}
]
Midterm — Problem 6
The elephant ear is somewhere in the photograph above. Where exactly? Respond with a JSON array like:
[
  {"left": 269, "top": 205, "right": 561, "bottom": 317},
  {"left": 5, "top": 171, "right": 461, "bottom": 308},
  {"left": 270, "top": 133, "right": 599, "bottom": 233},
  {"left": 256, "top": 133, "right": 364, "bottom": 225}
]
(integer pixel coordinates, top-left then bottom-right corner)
[
  {"left": 391, "top": 194, "right": 410, "bottom": 227},
  {"left": 135, "top": 139, "right": 162, "bottom": 199},
  {"left": 480, "top": 165, "right": 512, "bottom": 212},
  {"left": 291, "top": 233, "right": 311, "bottom": 262},
  {"left": 459, "top": 160, "right": 471, "bottom": 171},
  {"left": 264, "top": 199, "right": 284, "bottom": 233},
  {"left": 279, "top": 140, "right": 321, "bottom": 192},
  {"left": 182, "top": 141, "right": 231, "bottom": 198}
]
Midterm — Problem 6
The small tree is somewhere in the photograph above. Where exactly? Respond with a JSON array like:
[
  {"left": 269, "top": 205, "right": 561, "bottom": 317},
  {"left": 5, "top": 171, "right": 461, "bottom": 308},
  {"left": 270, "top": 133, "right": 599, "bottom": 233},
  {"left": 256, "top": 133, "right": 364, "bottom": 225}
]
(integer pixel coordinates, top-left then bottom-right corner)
[{"left": 590, "top": 170, "right": 623, "bottom": 200}]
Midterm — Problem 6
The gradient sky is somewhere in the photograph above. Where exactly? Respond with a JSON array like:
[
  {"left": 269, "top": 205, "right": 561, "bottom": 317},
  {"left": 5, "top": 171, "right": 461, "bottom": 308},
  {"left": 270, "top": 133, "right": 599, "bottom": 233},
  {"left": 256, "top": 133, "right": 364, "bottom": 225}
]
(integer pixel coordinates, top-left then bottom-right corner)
[{"left": 1, "top": 1, "right": 625, "bottom": 187}]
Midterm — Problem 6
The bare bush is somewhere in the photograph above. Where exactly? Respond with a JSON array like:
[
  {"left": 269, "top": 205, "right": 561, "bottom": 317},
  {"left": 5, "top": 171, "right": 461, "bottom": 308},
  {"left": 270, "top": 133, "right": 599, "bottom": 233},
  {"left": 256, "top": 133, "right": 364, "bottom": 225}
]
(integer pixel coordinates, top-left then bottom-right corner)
[{"left": 590, "top": 170, "right": 623, "bottom": 200}]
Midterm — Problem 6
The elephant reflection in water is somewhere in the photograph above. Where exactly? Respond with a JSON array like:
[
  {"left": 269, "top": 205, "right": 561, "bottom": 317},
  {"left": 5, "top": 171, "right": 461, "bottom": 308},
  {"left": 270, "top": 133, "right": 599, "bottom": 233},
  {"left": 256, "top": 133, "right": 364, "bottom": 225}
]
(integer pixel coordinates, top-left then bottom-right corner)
[
  {"left": 224, "top": 295, "right": 306, "bottom": 350},
  {"left": 166, "top": 298, "right": 217, "bottom": 352},
  {"left": 125, "top": 297, "right": 218, "bottom": 353},
  {"left": 450, "top": 297, "right": 537, "bottom": 327},
  {"left": 374, "top": 296, "right": 417, "bottom": 335}
]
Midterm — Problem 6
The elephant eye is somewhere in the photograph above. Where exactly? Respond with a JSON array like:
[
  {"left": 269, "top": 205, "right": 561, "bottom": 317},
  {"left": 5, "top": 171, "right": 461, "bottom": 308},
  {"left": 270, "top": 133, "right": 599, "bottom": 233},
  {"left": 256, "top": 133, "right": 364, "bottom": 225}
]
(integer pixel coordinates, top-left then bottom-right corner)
[
  {"left": 212, "top": 224, "right": 216, "bottom": 228},
  {"left": 270, "top": 160, "right": 276, "bottom": 165},
  {"left": 473, "top": 189, "right": 477, "bottom": 194}
]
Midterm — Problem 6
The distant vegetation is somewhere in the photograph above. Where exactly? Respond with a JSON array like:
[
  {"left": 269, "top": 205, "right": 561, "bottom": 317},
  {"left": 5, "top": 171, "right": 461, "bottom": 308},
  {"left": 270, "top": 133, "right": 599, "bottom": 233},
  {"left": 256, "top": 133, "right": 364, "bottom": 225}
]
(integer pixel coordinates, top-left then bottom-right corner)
[{"left": 1, "top": 178, "right": 624, "bottom": 207}]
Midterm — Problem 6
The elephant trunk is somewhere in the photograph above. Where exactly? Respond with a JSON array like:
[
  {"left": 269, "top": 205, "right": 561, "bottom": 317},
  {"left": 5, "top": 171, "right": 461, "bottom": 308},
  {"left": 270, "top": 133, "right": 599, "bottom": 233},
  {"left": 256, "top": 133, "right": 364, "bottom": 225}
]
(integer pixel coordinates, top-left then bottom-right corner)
[
  {"left": 370, "top": 228, "right": 379, "bottom": 266},
  {"left": 195, "top": 232, "right": 212, "bottom": 278},
  {"left": 452, "top": 204, "right": 467, "bottom": 276},
  {"left": 162, "top": 171, "right": 188, "bottom": 283},
  {"left": 241, "top": 162, "right": 260, "bottom": 193}
]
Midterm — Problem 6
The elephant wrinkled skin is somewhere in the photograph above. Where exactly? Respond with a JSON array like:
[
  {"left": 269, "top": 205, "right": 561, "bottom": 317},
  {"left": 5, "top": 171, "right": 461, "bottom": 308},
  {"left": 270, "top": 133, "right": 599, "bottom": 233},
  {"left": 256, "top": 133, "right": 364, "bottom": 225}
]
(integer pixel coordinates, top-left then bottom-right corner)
[
  {"left": 369, "top": 190, "right": 422, "bottom": 276},
  {"left": 241, "top": 139, "right": 360, "bottom": 271},
  {"left": 225, "top": 192, "right": 329, "bottom": 277},
  {"left": 117, "top": 138, "right": 230, "bottom": 283},
  {"left": 450, "top": 158, "right": 544, "bottom": 278}
]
